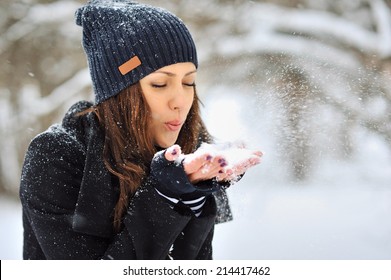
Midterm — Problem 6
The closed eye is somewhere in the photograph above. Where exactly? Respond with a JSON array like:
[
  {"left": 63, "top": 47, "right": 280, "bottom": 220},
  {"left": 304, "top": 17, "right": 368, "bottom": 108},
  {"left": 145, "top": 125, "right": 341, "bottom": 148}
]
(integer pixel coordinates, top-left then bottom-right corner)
[{"left": 151, "top": 84, "right": 166, "bottom": 88}]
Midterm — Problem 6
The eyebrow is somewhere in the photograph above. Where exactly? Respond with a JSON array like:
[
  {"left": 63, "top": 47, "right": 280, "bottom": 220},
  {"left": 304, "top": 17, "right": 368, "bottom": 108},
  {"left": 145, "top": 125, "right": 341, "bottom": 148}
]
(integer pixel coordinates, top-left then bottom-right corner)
[{"left": 153, "top": 69, "right": 197, "bottom": 77}]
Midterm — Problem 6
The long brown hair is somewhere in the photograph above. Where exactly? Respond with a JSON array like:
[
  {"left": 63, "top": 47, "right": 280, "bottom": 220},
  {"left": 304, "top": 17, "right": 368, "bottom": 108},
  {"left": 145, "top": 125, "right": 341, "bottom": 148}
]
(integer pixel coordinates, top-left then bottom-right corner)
[{"left": 89, "top": 82, "right": 210, "bottom": 230}]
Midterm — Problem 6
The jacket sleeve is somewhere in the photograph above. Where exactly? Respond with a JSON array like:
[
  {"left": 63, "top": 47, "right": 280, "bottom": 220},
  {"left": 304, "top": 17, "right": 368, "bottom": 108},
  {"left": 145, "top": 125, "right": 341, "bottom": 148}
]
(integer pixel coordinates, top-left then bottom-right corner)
[
  {"left": 20, "top": 128, "right": 216, "bottom": 260},
  {"left": 105, "top": 185, "right": 216, "bottom": 260}
]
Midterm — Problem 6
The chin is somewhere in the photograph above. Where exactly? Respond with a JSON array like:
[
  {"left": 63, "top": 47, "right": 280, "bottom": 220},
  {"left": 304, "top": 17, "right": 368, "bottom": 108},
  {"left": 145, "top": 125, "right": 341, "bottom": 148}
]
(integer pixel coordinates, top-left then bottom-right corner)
[
  {"left": 155, "top": 132, "right": 180, "bottom": 148},
  {"left": 157, "top": 139, "right": 177, "bottom": 149}
]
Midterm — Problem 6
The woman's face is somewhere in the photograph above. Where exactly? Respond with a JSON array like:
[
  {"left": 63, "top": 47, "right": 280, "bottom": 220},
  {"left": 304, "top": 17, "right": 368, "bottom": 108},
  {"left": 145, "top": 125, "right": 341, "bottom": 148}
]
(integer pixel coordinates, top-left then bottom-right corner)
[{"left": 139, "top": 62, "right": 197, "bottom": 148}]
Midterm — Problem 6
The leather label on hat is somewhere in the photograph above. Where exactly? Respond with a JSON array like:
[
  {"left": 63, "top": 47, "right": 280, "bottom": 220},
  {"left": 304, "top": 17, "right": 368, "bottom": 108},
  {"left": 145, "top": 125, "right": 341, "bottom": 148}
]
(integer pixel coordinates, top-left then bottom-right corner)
[{"left": 118, "top": 56, "right": 141, "bottom": 75}]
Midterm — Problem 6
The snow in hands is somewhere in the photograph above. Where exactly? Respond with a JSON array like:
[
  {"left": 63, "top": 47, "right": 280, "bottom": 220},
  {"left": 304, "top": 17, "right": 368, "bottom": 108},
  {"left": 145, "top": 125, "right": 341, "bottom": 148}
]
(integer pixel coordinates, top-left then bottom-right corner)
[{"left": 165, "top": 142, "right": 263, "bottom": 183}]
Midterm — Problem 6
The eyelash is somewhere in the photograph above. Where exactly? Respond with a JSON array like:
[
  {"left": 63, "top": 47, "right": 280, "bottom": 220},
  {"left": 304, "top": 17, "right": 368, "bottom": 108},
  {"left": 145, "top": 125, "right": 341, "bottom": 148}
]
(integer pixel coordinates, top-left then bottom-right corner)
[
  {"left": 151, "top": 84, "right": 165, "bottom": 88},
  {"left": 151, "top": 83, "right": 196, "bottom": 88}
]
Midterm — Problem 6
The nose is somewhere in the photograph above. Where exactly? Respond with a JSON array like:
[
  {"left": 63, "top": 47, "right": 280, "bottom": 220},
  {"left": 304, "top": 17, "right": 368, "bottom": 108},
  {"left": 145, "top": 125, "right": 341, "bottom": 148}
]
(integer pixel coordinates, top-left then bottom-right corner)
[{"left": 169, "top": 86, "right": 186, "bottom": 111}]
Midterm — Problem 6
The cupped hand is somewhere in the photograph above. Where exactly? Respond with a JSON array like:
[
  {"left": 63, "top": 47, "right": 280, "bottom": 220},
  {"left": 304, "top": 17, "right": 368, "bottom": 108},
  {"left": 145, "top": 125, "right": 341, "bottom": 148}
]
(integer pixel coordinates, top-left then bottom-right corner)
[
  {"left": 164, "top": 144, "right": 227, "bottom": 184},
  {"left": 164, "top": 145, "right": 263, "bottom": 184},
  {"left": 216, "top": 150, "right": 263, "bottom": 182}
]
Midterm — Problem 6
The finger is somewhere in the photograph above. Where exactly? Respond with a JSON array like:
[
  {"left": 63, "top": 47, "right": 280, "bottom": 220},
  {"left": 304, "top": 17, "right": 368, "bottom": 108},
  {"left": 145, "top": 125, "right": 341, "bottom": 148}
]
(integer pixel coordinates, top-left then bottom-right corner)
[
  {"left": 164, "top": 144, "right": 182, "bottom": 161},
  {"left": 231, "top": 156, "right": 261, "bottom": 176},
  {"left": 253, "top": 150, "right": 263, "bottom": 157},
  {"left": 215, "top": 169, "right": 230, "bottom": 181},
  {"left": 199, "top": 162, "right": 214, "bottom": 175},
  {"left": 187, "top": 155, "right": 228, "bottom": 183},
  {"left": 189, "top": 161, "right": 223, "bottom": 182},
  {"left": 183, "top": 152, "right": 213, "bottom": 174},
  {"left": 251, "top": 156, "right": 262, "bottom": 165},
  {"left": 204, "top": 156, "right": 228, "bottom": 176}
]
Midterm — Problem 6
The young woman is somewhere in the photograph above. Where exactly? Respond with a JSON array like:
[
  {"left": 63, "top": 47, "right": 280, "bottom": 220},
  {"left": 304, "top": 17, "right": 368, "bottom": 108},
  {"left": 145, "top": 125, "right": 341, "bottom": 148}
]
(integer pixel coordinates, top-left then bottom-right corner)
[{"left": 19, "top": 0, "right": 261, "bottom": 260}]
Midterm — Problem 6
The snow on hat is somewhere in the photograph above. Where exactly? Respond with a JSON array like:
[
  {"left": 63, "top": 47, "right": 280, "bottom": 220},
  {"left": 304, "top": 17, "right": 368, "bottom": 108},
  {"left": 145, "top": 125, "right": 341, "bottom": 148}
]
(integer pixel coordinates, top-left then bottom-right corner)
[{"left": 75, "top": 0, "right": 198, "bottom": 104}]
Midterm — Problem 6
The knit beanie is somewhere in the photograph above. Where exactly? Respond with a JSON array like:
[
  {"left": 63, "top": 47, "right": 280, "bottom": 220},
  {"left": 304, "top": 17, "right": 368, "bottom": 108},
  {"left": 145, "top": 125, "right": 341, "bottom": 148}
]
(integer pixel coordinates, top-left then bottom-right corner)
[{"left": 75, "top": 0, "right": 198, "bottom": 104}]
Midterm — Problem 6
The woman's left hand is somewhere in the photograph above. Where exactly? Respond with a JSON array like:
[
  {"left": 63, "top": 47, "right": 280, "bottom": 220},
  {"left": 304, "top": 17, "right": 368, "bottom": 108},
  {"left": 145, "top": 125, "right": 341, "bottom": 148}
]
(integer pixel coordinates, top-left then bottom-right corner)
[{"left": 215, "top": 150, "right": 262, "bottom": 182}]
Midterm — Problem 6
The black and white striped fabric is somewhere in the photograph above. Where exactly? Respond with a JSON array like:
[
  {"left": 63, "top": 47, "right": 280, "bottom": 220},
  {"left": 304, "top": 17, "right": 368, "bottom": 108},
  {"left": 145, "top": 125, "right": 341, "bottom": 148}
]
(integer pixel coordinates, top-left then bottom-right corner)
[{"left": 155, "top": 189, "right": 206, "bottom": 217}]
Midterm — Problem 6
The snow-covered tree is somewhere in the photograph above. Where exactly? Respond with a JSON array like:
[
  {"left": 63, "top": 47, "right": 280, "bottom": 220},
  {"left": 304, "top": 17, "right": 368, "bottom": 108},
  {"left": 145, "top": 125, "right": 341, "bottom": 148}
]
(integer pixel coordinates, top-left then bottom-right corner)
[{"left": 0, "top": 0, "right": 91, "bottom": 194}]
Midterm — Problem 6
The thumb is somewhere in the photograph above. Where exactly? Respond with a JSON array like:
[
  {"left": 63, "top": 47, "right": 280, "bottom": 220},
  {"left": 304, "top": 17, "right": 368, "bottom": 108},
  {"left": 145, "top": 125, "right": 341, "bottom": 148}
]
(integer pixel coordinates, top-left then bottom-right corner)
[{"left": 164, "top": 144, "right": 182, "bottom": 161}]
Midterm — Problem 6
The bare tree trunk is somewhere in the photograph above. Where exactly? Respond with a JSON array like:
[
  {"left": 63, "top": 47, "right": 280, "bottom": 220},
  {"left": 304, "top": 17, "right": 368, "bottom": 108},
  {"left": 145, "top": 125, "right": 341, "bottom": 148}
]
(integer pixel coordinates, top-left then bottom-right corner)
[{"left": 276, "top": 63, "right": 313, "bottom": 181}]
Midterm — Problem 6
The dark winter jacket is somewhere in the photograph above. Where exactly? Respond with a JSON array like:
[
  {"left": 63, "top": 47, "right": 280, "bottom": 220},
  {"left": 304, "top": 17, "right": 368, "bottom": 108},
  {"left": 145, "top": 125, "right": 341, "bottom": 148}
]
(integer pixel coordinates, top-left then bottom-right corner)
[{"left": 19, "top": 101, "right": 232, "bottom": 260}]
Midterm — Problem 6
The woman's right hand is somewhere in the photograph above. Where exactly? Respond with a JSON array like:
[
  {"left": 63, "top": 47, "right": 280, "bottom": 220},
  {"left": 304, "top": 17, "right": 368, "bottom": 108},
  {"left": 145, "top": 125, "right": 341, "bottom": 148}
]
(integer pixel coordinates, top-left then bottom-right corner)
[
  {"left": 150, "top": 145, "right": 221, "bottom": 198},
  {"left": 164, "top": 145, "right": 227, "bottom": 184}
]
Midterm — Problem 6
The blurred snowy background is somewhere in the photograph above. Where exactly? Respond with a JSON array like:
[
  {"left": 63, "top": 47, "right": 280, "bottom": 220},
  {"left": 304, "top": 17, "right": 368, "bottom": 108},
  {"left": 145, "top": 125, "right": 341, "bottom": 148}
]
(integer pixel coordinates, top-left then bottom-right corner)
[{"left": 1, "top": 0, "right": 390, "bottom": 259}]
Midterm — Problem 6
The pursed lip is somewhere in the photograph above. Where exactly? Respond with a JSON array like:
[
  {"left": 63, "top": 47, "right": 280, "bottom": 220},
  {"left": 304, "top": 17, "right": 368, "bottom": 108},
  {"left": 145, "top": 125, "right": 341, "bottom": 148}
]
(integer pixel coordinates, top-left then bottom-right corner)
[{"left": 164, "top": 120, "right": 183, "bottom": 131}]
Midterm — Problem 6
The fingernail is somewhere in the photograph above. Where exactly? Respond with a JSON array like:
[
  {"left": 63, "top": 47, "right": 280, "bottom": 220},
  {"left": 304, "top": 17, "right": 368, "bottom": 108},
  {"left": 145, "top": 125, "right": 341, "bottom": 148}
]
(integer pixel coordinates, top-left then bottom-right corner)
[
  {"left": 206, "top": 155, "right": 212, "bottom": 161},
  {"left": 171, "top": 150, "right": 177, "bottom": 155},
  {"left": 220, "top": 162, "right": 227, "bottom": 168},
  {"left": 218, "top": 158, "right": 225, "bottom": 164},
  {"left": 219, "top": 170, "right": 224, "bottom": 174}
]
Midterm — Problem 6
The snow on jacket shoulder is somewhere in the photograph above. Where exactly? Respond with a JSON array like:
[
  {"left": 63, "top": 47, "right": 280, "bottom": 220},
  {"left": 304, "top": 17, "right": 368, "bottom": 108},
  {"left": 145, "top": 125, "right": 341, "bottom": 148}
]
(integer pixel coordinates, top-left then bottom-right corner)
[{"left": 19, "top": 101, "right": 228, "bottom": 260}]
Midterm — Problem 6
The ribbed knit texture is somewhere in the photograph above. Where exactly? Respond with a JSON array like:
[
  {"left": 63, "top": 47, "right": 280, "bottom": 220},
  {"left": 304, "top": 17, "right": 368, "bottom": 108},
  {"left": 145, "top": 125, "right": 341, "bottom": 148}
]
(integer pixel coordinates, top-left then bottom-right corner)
[{"left": 75, "top": 0, "right": 198, "bottom": 104}]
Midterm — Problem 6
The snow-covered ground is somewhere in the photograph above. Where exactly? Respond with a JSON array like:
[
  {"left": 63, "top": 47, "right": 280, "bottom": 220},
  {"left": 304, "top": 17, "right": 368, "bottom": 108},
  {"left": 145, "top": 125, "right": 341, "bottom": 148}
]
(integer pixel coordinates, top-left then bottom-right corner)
[
  {"left": 1, "top": 93, "right": 390, "bottom": 260},
  {"left": 214, "top": 174, "right": 391, "bottom": 259},
  {"left": 0, "top": 196, "right": 23, "bottom": 259}
]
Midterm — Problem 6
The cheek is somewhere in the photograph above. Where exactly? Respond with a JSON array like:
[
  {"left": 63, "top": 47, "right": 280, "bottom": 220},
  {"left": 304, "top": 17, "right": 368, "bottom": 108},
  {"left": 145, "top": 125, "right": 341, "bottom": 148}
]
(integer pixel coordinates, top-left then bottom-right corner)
[
  {"left": 150, "top": 111, "right": 162, "bottom": 121},
  {"left": 184, "top": 95, "right": 195, "bottom": 112},
  {"left": 147, "top": 100, "right": 166, "bottom": 121}
]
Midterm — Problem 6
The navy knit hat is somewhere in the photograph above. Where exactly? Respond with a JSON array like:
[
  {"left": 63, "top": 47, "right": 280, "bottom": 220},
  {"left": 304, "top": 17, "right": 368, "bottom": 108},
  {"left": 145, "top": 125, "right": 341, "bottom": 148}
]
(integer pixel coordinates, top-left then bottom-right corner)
[{"left": 75, "top": 0, "right": 198, "bottom": 104}]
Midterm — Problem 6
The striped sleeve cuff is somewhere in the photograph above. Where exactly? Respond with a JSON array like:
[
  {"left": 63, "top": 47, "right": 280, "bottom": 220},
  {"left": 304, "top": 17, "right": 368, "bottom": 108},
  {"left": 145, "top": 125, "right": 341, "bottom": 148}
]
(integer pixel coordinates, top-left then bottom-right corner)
[{"left": 155, "top": 188, "right": 206, "bottom": 217}]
